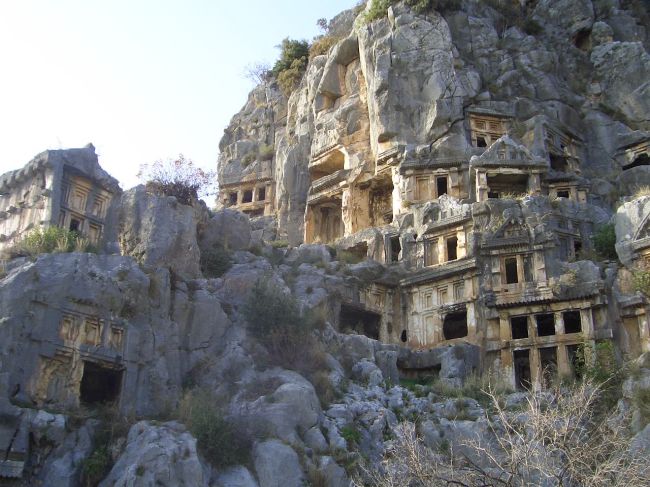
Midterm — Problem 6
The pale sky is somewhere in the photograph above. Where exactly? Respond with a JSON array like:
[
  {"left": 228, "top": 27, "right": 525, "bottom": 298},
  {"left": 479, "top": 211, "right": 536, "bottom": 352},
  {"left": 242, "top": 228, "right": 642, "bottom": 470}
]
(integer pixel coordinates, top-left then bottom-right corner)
[{"left": 0, "top": 0, "right": 356, "bottom": 190}]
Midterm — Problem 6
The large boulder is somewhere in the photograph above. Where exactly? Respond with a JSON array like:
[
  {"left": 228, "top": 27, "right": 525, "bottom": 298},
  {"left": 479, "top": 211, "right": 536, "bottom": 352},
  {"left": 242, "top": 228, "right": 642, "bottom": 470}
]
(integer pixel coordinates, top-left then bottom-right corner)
[
  {"left": 99, "top": 421, "right": 209, "bottom": 487},
  {"left": 118, "top": 185, "right": 202, "bottom": 279},
  {"left": 616, "top": 195, "right": 650, "bottom": 266},
  {"left": 199, "top": 209, "right": 252, "bottom": 252},
  {"left": 253, "top": 440, "right": 306, "bottom": 487},
  {"left": 591, "top": 41, "right": 650, "bottom": 131}
]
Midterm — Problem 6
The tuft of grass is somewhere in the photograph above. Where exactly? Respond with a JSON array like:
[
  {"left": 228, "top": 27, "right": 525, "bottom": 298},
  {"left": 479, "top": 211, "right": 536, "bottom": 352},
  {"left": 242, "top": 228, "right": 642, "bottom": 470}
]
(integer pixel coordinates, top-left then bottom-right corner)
[
  {"left": 9, "top": 226, "right": 97, "bottom": 258},
  {"left": 633, "top": 185, "right": 650, "bottom": 199}
]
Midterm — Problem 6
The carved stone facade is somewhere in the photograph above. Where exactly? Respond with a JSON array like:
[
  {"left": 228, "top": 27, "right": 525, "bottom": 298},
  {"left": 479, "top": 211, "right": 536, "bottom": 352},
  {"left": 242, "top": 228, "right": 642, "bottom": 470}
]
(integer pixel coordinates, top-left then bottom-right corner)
[{"left": 0, "top": 144, "right": 120, "bottom": 252}]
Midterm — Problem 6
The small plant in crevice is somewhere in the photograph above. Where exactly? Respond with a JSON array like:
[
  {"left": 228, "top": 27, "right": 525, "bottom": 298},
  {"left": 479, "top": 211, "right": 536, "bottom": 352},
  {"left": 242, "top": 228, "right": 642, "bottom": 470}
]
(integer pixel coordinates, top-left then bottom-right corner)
[
  {"left": 592, "top": 223, "right": 618, "bottom": 261},
  {"left": 200, "top": 245, "right": 232, "bottom": 278}
]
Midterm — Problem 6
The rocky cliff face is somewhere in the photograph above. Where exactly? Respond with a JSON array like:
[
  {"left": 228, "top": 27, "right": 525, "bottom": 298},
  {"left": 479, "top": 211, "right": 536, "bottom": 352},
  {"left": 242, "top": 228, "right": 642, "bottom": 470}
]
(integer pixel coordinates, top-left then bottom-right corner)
[{"left": 2, "top": 1, "right": 650, "bottom": 486}]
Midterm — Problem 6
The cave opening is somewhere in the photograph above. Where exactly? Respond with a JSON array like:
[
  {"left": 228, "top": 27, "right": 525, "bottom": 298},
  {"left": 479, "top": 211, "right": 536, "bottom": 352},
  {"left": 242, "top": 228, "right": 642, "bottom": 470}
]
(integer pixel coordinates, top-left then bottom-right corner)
[
  {"left": 339, "top": 304, "right": 381, "bottom": 340},
  {"left": 80, "top": 361, "right": 123, "bottom": 406},
  {"left": 443, "top": 310, "right": 468, "bottom": 340}
]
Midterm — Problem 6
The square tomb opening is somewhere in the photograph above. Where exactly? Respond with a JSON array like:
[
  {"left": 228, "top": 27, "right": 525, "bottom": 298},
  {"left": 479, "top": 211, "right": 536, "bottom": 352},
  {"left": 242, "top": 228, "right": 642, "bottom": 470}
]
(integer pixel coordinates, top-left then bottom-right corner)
[
  {"left": 339, "top": 304, "right": 381, "bottom": 340},
  {"left": 80, "top": 361, "right": 123, "bottom": 406}
]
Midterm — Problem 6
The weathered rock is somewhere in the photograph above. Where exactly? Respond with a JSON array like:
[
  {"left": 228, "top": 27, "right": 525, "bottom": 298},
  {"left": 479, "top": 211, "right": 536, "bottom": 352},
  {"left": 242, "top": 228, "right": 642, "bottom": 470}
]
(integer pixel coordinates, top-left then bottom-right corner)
[
  {"left": 214, "top": 466, "right": 259, "bottom": 487},
  {"left": 252, "top": 440, "right": 306, "bottom": 487},
  {"left": 99, "top": 421, "right": 209, "bottom": 487},
  {"left": 118, "top": 185, "right": 203, "bottom": 279},
  {"left": 199, "top": 209, "right": 252, "bottom": 252}
]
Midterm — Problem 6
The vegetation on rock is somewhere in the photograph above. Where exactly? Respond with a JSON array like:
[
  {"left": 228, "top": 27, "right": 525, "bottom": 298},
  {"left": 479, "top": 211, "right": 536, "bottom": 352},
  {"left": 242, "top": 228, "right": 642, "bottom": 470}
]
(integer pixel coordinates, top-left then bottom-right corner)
[
  {"left": 138, "top": 154, "right": 216, "bottom": 205},
  {"left": 199, "top": 245, "right": 232, "bottom": 278},
  {"left": 178, "top": 389, "right": 250, "bottom": 468},
  {"left": 9, "top": 226, "right": 95, "bottom": 258},
  {"left": 593, "top": 223, "right": 618, "bottom": 260}
]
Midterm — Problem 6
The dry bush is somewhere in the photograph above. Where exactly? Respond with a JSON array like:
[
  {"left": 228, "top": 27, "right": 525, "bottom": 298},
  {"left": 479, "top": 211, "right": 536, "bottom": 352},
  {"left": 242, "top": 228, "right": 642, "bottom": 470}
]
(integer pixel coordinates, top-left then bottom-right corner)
[
  {"left": 138, "top": 154, "right": 215, "bottom": 205},
  {"left": 356, "top": 380, "right": 649, "bottom": 487}
]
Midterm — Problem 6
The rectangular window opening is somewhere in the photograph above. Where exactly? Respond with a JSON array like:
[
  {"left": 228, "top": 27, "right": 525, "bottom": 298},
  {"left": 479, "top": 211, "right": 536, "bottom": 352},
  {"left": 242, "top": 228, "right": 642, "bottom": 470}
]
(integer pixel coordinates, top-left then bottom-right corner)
[
  {"left": 446, "top": 236, "right": 458, "bottom": 262},
  {"left": 536, "top": 313, "right": 556, "bottom": 336},
  {"left": 513, "top": 349, "right": 531, "bottom": 390},
  {"left": 389, "top": 236, "right": 401, "bottom": 263},
  {"left": 228, "top": 192, "right": 238, "bottom": 205},
  {"left": 539, "top": 346, "right": 558, "bottom": 388},
  {"left": 476, "top": 136, "right": 488, "bottom": 148},
  {"left": 563, "top": 311, "right": 582, "bottom": 334},
  {"left": 505, "top": 257, "right": 519, "bottom": 284},
  {"left": 436, "top": 176, "right": 448, "bottom": 197},
  {"left": 242, "top": 190, "right": 253, "bottom": 203},
  {"left": 557, "top": 190, "right": 570, "bottom": 198},
  {"left": 257, "top": 187, "right": 266, "bottom": 201},
  {"left": 488, "top": 191, "right": 499, "bottom": 199},
  {"left": 510, "top": 316, "right": 529, "bottom": 339},
  {"left": 424, "top": 238, "right": 438, "bottom": 267}
]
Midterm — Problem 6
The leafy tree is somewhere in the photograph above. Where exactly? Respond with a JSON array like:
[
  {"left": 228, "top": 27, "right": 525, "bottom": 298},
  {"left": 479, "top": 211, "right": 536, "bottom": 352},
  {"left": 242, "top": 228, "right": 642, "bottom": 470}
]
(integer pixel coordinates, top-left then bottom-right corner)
[{"left": 271, "top": 38, "right": 309, "bottom": 77}]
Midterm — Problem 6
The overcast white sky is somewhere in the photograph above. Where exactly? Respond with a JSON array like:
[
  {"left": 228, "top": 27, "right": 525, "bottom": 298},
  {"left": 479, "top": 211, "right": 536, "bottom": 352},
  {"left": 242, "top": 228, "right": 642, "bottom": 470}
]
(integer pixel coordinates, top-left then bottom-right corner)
[{"left": 0, "top": 0, "right": 356, "bottom": 190}]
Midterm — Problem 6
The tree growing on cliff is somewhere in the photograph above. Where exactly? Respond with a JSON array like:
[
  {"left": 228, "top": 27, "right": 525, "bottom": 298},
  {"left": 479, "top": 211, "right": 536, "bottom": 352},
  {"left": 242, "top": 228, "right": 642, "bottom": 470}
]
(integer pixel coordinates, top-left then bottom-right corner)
[{"left": 138, "top": 155, "right": 216, "bottom": 205}]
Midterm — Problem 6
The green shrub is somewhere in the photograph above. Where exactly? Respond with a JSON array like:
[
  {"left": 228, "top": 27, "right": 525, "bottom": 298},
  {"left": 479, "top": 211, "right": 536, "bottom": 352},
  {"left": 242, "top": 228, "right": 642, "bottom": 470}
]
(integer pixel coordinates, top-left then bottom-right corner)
[
  {"left": 277, "top": 57, "right": 308, "bottom": 97},
  {"left": 340, "top": 425, "right": 361, "bottom": 446},
  {"left": 633, "top": 266, "right": 650, "bottom": 297},
  {"left": 363, "top": 0, "right": 462, "bottom": 23},
  {"left": 242, "top": 278, "right": 327, "bottom": 372},
  {"left": 269, "top": 239, "right": 289, "bottom": 249},
  {"left": 574, "top": 341, "right": 623, "bottom": 410},
  {"left": 523, "top": 18, "right": 543, "bottom": 35},
  {"left": 309, "top": 35, "right": 340, "bottom": 59},
  {"left": 81, "top": 403, "right": 133, "bottom": 487},
  {"left": 178, "top": 390, "right": 250, "bottom": 468},
  {"left": 593, "top": 223, "right": 618, "bottom": 260},
  {"left": 271, "top": 38, "right": 309, "bottom": 77},
  {"left": 81, "top": 447, "right": 111, "bottom": 487},
  {"left": 258, "top": 144, "right": 275, "bottom": 161},
  {"left": 200, "top": 245, "right": 232, "bottom": 278},
  {"left": 241, "top": 153, "right": 256, "bottom": 167},
  {"left": 10, "top": 226, "right": 96, "bottom": 258}
]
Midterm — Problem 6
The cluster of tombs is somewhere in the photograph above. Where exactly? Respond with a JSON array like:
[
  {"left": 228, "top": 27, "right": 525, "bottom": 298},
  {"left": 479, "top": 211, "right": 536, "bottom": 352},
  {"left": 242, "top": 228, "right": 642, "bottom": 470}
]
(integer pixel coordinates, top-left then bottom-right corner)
[{"left": 220, "top": 103, "right": 650, "bottom": 390}]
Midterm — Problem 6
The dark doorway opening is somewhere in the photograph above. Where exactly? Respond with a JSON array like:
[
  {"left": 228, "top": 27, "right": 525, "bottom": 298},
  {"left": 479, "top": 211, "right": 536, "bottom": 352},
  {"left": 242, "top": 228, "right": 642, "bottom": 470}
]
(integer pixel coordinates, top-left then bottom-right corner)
[
  {"left": 228, "top": 192, "right": 238, "bottom": 205},
  {"left": 511, "top": 316, "right": 529, "bottom": 339},
  {"left": 400, "top": 329, "right": 408, "bottom": 343},
  {"left": 488, "top": 191, "right": 500, "bottom": 199},
  {"left": 539, "top": 347, "right": 558, "bottom": 388},
  {"left": 556, "top": 190, "right": 570, "bottom": 198},
  {"left": 339, "top": 304, "right": 381, "bottom": 340},
  {"left": 476, "top": 136, "right": 487, "bottom": 148},
  {"left": 563, "top": 311, "right": 582, "bottom": 334},
  {"left": 573, "top": 28, "right": 591, "bottom": 51},
  {"left": 389, "top": 236, "right": 401, "bottom": 263},
  {"left": 436, "top": 176, "right": 448, "bottom": 197},
  {"left": 624, "top": 153, "right": 650, "bottom": 170},
  {"left": 257, "top": 187, "right": 266, "bottom": 201},
  {"left": 80, "top": 362, "right": 123, "bottom": 406},
  {"left": 446, "top": 236, "right": 458, "bottom": 261},
  {"left": 567, "top": 344, "right": 582, "bottom": 379},
  {"left": 242, "top": 190, "right": 253, "bottom": 203},
  {"left": 536, "top": 313, "right": 556, "bottom": 336},
  {"left": 574, "top": 240, "right": 582, "bottom": 257},
  {"left": 513, "top": 349, "right": 531, "bottom": 390},
  {"left": 505, "top": 257, "right": 519, "bottom": 284},
  {"left": 69, "top": 219, "right": 81, "bottom": 232},
  {"left": 443, "top": 311, "right": 468, "bottom": 340},
  {"left": 550, "top": 154, "right": 568, "bottom": 172}
]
